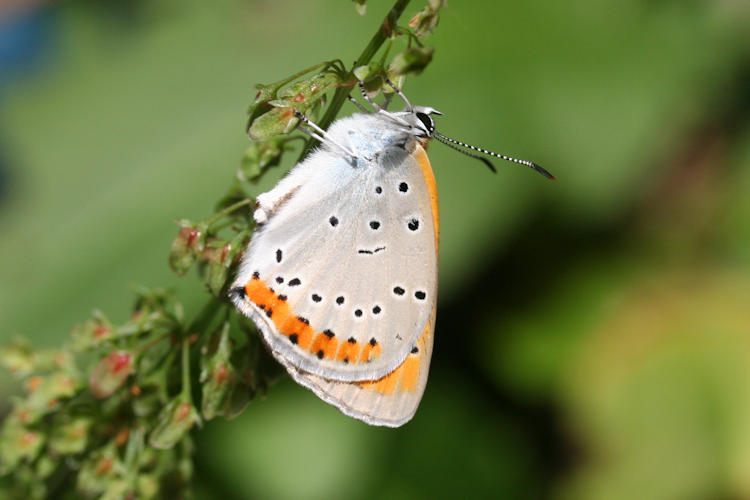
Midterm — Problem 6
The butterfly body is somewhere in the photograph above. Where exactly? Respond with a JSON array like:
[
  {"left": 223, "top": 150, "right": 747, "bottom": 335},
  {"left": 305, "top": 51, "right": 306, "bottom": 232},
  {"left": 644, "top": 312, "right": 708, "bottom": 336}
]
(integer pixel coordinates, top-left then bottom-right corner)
[{"left": 231, "top": 110, "right": 439, "bottom": 426}]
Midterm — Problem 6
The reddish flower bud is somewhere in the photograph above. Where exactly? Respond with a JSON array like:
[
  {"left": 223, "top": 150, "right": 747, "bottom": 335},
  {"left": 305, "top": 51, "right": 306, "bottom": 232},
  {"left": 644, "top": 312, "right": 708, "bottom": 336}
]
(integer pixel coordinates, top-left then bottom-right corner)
[
  {"left": 148, "top": 397, "right": 200, "bottom": 450},
  {"left": 169, "top": 222, "right": 206, "bottom": 276},
  {"left": 90, "top": 350, "right": 134, "bottom": 399}
]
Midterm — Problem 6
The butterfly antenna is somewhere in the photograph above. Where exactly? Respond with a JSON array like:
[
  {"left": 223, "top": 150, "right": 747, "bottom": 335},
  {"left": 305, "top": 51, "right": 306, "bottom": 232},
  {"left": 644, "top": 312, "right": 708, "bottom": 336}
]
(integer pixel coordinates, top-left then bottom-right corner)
[
  {"left": 433, "top": 134, "right": 497, "bottom": 173},
  {"left": 433, "top": 132, "right": 555, "bottom": 180}
]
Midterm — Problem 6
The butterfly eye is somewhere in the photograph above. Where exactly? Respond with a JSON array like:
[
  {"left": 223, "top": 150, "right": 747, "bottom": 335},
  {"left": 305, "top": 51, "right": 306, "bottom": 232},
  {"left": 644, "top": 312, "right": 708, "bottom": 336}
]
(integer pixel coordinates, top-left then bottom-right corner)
[{"left": 415, "top": 112, "right": 434, "bottom": 136}]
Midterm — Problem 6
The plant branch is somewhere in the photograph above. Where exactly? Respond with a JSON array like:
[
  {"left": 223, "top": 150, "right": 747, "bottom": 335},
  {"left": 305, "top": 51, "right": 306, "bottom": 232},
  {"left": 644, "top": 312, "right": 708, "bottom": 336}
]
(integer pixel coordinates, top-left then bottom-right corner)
[{"left": 297, "top": 0, "right": 411, "bottom": 161}]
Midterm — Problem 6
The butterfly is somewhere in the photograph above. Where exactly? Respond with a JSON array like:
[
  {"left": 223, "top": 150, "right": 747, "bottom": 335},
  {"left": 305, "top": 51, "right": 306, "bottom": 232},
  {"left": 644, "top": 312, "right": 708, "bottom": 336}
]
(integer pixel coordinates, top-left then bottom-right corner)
[{"left": 230, "top": 83, "right": 553, "bottom": 426}]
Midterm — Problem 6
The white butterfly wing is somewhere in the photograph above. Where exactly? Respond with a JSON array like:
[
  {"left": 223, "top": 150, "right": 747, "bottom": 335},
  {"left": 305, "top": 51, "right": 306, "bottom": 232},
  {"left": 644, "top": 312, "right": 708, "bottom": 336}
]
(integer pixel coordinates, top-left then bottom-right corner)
[{"left": 232, "top": 142, "right": 438, "bottom": 384}]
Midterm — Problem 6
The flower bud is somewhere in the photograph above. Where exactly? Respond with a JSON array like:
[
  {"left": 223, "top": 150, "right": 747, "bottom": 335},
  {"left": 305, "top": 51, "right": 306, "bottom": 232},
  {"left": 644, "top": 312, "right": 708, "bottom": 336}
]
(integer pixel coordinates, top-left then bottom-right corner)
[
  {"left": 49, "top": 417, "right": 92, "bottom": 455},
  {"left": 239, "top": 139, "right": 285, "bottom": 184},
  {"left": 248, "top": 72, "right": 340, "bottom": 140},
  {"left": 0, "top": 338, "right": 35, "bottom": 377},
  {"left": 71, "top": 317, "right": 113, "bottom": 351},
  {"left": 148, "top": 397, "right": 200, "bottom": 450},
  {"left": 76, "top": 445, "right": 118, "bottom": 497},
  {"left": 408, "top": 0, "right": 445, "bottom": 38},
  {"left": 352, "top": 0, "right": 366, "bottom": 15},
  {"left": 200, "top": 323, "right": 254, "bottom": 420},
  {"left": 0, "top": 419, "right": 45, "bottom": 474},
  {"left": 90, "top": 351, "right": 134, "bottom": 399},
  {"left": 168, "top": 222, "right": 207, "bottom": 275},
  {"left": 248, "top": 106, "right": 299, "bottom": 141},
  {"left": 389, "top": 46, "right": 435, "bottom": 76}
]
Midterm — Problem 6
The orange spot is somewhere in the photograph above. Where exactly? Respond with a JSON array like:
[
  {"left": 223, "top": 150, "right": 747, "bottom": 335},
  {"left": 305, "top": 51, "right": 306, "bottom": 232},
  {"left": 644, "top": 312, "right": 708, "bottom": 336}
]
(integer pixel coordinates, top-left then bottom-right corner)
[
  {"left": 294, "top": 323, "right": 314, "bottom": 350},
  {"left": 309, "top": 333, "right": 338, "bottom": 360},
  {"left": 336, "top": 340, "right": 361, "bottom": 363},
  {"left": 130, "top": 385, "right": 141, "bottom": 397},
  {"left": 357, "top": 316, "right": 432, "bottom": 394},
  {"left": 323, "top": 336, "right": 338, "bottom": 360},
  {"left": 359, "top": 343, "right": 373, "bottom": 363},
  {"left": 293, "top": 92, "right": 305, "bottom": 102},
  {"left": 399, "top": 355, "right": 420, "bottom": 392}
]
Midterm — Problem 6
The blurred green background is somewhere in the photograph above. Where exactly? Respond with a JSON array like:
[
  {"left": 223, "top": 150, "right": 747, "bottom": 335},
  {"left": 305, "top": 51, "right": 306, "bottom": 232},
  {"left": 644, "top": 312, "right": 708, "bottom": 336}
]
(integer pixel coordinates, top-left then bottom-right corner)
[{"left": 2, "top": 0, "right": 750, "bottom": 498}]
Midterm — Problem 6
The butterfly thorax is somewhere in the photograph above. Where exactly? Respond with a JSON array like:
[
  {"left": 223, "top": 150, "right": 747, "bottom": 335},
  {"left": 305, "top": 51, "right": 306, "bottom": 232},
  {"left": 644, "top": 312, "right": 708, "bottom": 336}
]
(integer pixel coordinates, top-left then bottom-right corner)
[{"left": 324, "top": 112, "right": 432, "bottom": 167}]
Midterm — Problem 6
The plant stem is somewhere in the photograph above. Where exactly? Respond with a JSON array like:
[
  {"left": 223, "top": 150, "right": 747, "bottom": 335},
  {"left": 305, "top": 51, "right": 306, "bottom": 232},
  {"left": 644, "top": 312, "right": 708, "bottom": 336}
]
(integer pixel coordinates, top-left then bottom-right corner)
[
  {"left": 297, "top": 0, "right": 411, "bottom": 161},
  {"left": 181, "top": 337, "right": 192, "bottom": 404},
  {"left": 205, "top": 198, "right": 253, "bottom": 228}
]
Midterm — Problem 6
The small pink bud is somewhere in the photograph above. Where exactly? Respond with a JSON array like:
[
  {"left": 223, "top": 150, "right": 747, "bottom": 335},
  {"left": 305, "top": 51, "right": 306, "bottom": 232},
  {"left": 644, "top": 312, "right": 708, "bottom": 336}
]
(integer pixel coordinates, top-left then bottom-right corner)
[
  {"left": 90, "top": 351, "right": 133, "bottom": 399},
  {"left": 20, "top": 432, "right": 38, "bottom": 447}
]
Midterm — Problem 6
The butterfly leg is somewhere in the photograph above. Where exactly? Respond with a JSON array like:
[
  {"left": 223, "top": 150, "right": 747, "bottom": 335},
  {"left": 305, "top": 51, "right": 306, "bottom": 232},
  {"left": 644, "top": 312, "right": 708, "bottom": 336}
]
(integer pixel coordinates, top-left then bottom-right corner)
[
  {"left": 294, "top": 110, "right": 358, "bottom": 162},
  {"left": 347, "top": 95, "right": 369, "bottom": 113},
  {"left": 358, "top": 80, "right": 413, "bottom": 128}
]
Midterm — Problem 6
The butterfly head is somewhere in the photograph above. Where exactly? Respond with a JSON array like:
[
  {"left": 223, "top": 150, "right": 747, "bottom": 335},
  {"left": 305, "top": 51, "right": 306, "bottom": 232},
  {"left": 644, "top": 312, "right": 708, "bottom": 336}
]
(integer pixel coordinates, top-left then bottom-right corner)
[{"left": 404, "top": 106, "right": 443, "bottom": 139}]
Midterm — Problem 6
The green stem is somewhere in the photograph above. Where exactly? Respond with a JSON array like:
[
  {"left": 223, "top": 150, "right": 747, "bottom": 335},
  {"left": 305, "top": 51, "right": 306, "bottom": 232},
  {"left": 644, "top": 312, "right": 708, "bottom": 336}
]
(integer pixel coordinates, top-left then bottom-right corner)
[
  {"left": 181, "top": 337, "right": 192, "bottom": 403},
  {"left": 205, "top": 198, "right": 253, "bottom": 228},
  {"left": 297, "top": 0, "right": 411, "bottom": 161}
]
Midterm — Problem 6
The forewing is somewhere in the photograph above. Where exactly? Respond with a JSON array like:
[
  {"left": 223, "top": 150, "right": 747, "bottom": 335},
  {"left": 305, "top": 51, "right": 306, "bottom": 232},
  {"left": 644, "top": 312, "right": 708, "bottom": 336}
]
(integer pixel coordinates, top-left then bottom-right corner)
[{"left": 232, "top": 144, "right": 438, "bottom": 382}]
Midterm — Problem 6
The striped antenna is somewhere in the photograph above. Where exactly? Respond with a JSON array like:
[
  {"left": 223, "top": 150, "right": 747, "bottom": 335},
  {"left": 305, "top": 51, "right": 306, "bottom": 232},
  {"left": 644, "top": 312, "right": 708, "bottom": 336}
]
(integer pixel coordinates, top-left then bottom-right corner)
[{"left": 434, "top": 132, "right": 555, "bottom": 180}]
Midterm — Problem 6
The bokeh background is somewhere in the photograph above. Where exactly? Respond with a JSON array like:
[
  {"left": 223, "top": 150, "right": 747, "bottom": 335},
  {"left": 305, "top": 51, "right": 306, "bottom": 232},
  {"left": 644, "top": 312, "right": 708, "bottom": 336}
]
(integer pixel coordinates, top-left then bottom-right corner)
[{"left": 2, "top": 0, "right": 750, "bottom": 498}]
